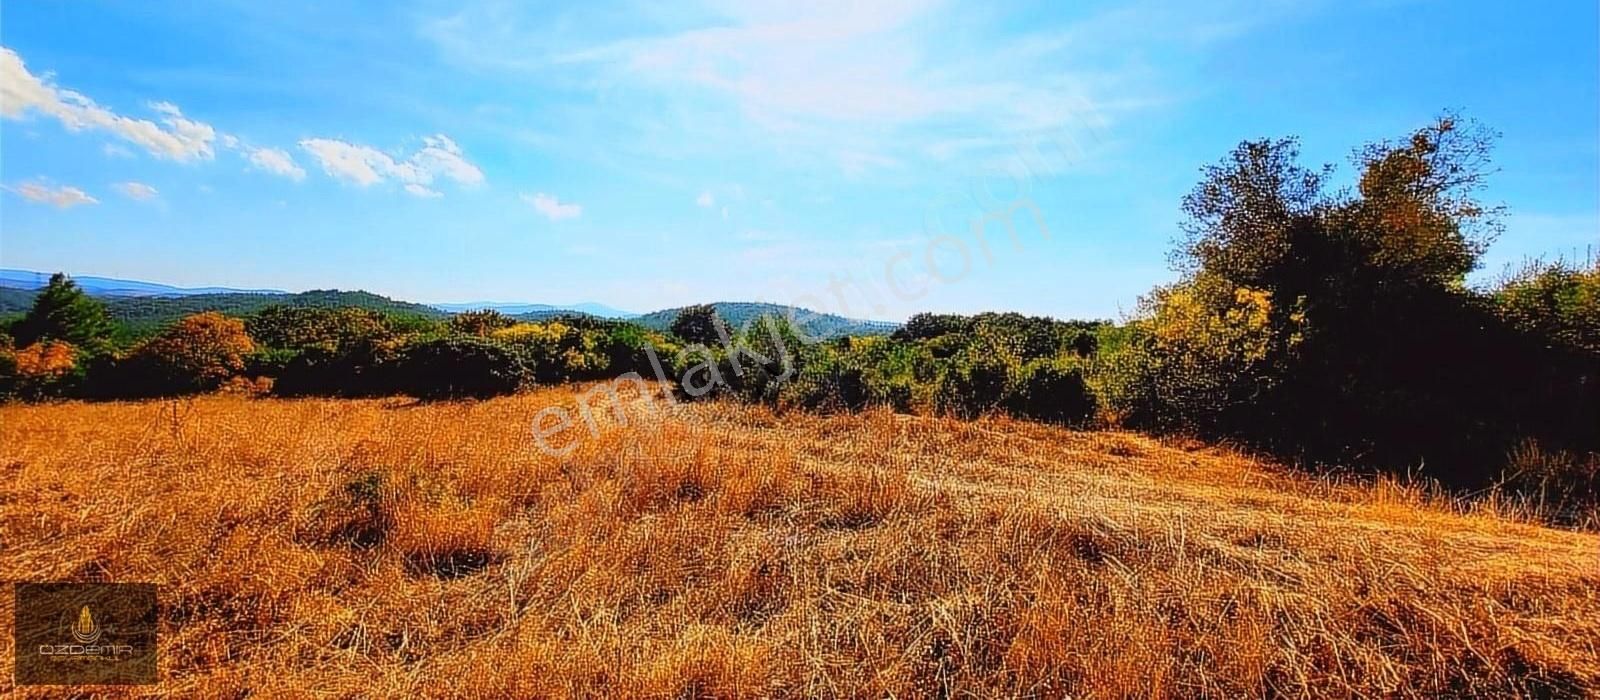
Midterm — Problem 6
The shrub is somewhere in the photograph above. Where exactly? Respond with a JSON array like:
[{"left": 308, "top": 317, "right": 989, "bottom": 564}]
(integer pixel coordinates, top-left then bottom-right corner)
[
  {"left": 0, "top": 339, "right": 81, "bottom": 399},
  {"left": 392, "top": 336, "right": 528, "bottom": 399},
  {"left": 253, "top": 307, "right": 413, "bottom": 397},
  {"left": 935, "top": 348, "right": 1018, "bottom": 419},
  {"left": 1007, "top": 361, "right": 1097, "bottom": 427},
  {"left": 113, "top": 312, "right": 256, "bottom": 396},
  {"left": 272, "top": 342, "right": 406, "bottom": 397},
  {"left": 776, "top": 344, "right": 846, "bottom": 411},
  {"left": 717, "top": 316, "right": 808, "bottom": 405},
  {"left": 599, "top": 324, "right": 682, "bottom": 378},
  {"left": 1495, "top": 259, "right": 1600, "bottom": 356},
  {"left": 893, "top": 313, "right": 971, "bottom": 341},
  {"left": 1070, "top": 331, "right": 1099, "bottom": 358},
  {"left": 246, "top": 306, "right": 396, "bottom": 354},
  {"left": 835, "top": 336, "right": 922, "bottom": 412},
  {"left": 1105, "top": 277, "right": 1294, "bottom": 433},
  {"left": 492, "top": 321, "right": 611, "bottom": 384},
  {"left": 449, "top": 309, "right": 518, "bottom": 337}
]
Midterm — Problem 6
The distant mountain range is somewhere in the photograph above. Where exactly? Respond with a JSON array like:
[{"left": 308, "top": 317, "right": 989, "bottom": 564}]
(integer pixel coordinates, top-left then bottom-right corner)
[
  {"left": 0, "top": 269, "right": 287, "bottom": 297},
  {"left": 0, "top": 270, "right": 899, "bottom": 339},
  {"left": 0, "top": 269, "right": 630, "bottom": 318},
  {"left": 430, "top": 301, "right": 636, "bottom": 319}
]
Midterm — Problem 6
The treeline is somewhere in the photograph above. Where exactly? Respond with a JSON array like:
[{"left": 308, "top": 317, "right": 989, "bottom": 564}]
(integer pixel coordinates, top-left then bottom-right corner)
[
  {"left": 1089, "top": 115, "right": 1598, "bottom": 512},
  {"left": 2, "top": 113, "right": 1595, "bottom": 515},
  {"left": 0, "top": 278, "right": 1106, "bottom": 429},
  {"left": 0, "top": 287, "right": 681, "bottom": 401}
]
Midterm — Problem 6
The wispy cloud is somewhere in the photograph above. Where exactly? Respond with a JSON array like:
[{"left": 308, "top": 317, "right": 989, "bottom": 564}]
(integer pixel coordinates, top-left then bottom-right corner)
[
  {"left": 405, "top": 183, "right": 443, "bottom": 199},
  {"left": 423, "top": 1, "right": 1144, "bottom": 176},
  {"left": 299, "top": 134, "right": 483, "bottom": 196},
  {"left": 3, "top": 44, "right": 479, "bottom": 196},
  {"left": 245, "top": 146, "right": 307, "bottom": 181},
  {"left": 113, "top": 181, "right": 160, "bottom": 201},
  {"left": 696, "top": 190, "right": 715, "bottom": 207},
  {"left": 1, "top": 48, "right": 218, "bottom": 161},
  {"left": 4, "top": 180, "right": 98, "bottom": 208},
  {"left": 522, "top": 192, "right": 582, "bottom": 221}
]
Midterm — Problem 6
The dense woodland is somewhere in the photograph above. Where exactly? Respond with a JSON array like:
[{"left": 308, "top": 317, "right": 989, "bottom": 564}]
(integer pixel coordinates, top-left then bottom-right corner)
[{"left": 2, "top": 115, "right": 1595, "bottom": 516}]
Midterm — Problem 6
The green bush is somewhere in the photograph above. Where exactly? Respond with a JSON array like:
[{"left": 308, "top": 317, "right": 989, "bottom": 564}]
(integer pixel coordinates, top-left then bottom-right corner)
[
  {"left": 1006, "top": 361, "right": 1096, "bottom": 427},
  {"left": 1495, "top": 259, "right": 1600, "bottom": 356},
  {"left": 934, "top": 349, "right": 1017, "bottom": 420},
  {"left": 393, "top": 336, "right": 528, "bottom": 399},
  {"left": 449, "top": 309, "right": 517, "bottom": 337}
]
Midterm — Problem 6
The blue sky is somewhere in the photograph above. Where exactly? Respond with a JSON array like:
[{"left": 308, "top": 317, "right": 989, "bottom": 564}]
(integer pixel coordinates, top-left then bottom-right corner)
[{"left": 1, "top": 0, "right": 1595, "bottom": 320}]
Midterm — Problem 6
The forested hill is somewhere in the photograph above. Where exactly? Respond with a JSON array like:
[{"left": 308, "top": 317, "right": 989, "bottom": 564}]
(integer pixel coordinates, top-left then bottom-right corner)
[
  {"left": 0, "top": 288, "right": 448, "bottom": 338},
  {"left": 631, "top": 302, "right": 898, "bottom": 338},
  {"left": 105, "top": 290, "right": 450, "bottom": 335},
  {"left": 1, "top": 285, "right": 900, "bottom": 340}
]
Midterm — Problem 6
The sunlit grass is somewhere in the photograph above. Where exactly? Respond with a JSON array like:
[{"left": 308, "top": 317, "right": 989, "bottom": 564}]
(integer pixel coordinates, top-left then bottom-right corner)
[{"left": 2, "top": 387, "right": 1596, "bottom": 697}]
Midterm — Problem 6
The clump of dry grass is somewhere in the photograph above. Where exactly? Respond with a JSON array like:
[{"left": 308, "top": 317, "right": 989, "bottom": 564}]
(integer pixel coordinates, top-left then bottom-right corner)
[{"left": 2, "top": 387, "right": 1597, "bottom": 698}]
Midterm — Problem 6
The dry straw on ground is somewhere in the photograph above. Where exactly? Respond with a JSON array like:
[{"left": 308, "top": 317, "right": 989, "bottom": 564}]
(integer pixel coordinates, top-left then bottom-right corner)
[{"left": 1, "top": 386, "right": 1597, "bottom": 698}]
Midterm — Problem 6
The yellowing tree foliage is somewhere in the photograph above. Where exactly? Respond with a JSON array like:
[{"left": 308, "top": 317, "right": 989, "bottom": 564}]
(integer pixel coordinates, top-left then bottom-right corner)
[
  {"left": 134, "top": 312, "right": 256, "bottom": 390},
  {"left": 12, "top": 340, "right": 78, "bottom": 380}
]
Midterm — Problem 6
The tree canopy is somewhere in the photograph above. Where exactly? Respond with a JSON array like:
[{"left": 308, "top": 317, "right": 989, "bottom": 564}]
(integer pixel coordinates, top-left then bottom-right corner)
[{"left": 11, "top": 273, "right": 114, "bottom": 352}]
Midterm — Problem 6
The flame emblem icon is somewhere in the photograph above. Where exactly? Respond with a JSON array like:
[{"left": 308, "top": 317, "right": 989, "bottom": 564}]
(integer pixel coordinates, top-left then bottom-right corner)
[{"left": 71, "top": 605, "right": 101, "bottom": 645}]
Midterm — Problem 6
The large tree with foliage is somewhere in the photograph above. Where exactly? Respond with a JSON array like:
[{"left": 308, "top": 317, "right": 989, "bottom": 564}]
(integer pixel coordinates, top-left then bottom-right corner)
[
  {"left": 128, "top": 312, "right": 257, "bottom": 394},
  {"left": 12, "top": 273, "right": 114, "bottom": 352},
  {"left": 1121, "top": 114, "right": 1597, "bottom": 486},
  {"left": 670, "top": 304, "right": 723, "bottom": 346}
]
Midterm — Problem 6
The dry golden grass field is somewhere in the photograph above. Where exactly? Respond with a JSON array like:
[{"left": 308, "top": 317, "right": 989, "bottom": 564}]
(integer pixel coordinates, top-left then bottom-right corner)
[{"left": 2, "top": 385, "right": 1598, "bottom": 698}]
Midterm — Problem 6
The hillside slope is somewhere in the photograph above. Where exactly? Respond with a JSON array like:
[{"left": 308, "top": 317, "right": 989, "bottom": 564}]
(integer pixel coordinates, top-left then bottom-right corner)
[
  {"left": 99, "top": 290, "right": 448, "bottom": 335},
  {"left": 0, "top": 389, "right": 1596, "bottom": 697},
  {"left": 434, "top": 301, "right": 635, "bottom": 318},
  {"left": 634, "top": 301, "right": 898, "bottom": 338}
]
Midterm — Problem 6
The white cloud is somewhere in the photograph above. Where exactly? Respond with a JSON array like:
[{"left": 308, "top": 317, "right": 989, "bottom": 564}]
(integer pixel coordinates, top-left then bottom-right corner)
[
  {"left": 112, "top": 181, "right": 159, "bottom": 201},
  {"left": 298, "top": 139, "right": 390, "bottom": 186},
  {"left": 5, "top": 181, "right": 98, "bottom": 208},
  {"left": 3, "top": 46, "right": 480, "bottom": 190},
  {"left": 522, "top": 192, "right": 582, "bottom": 221},
  {"left": 299, "top": 134, "right": 483, "bottom": 196},
  {"left": 555, "top": 2, "right": 1110, "bottom": 157},
  {"left": 696, "top": 190, "right": 715, "bottom": 207},
  {"left": 405, "top": 183, "right": 443, "bottom": 198},
  {"left": 419, "top": 1, "right": 1238, "bottom": 176},
  {"left": 1, "top": 48, "right": 217, "bottom": 161},
  {"left": 246, "top": 146, "right": 307, "bottom": 181},
  {"left": 415, "top": 134, "right": 485, "bottom": 186}
]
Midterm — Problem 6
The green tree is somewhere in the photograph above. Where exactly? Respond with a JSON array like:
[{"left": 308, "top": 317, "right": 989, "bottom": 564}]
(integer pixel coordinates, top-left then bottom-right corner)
[
  {"left": 12, "top": 273, "right": 114, "bottom": 352},
  {"left": 1117, "top": 112, "right": 1598, "bottom": 487},
  {"left": 449, "top": 309, "right": 517, "bottom": 337},
  {"left": 1495, "top": 259, "right": 1600, "bottom": 356},
  {"left": 670, "top": 304, "right": 723, "bottom": 345},
  {"left": 246, "top": 306, "right": 396, "bottom": 353},
  {"left": 394, "top": 336, "right": 528, "bottom": 399}
]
